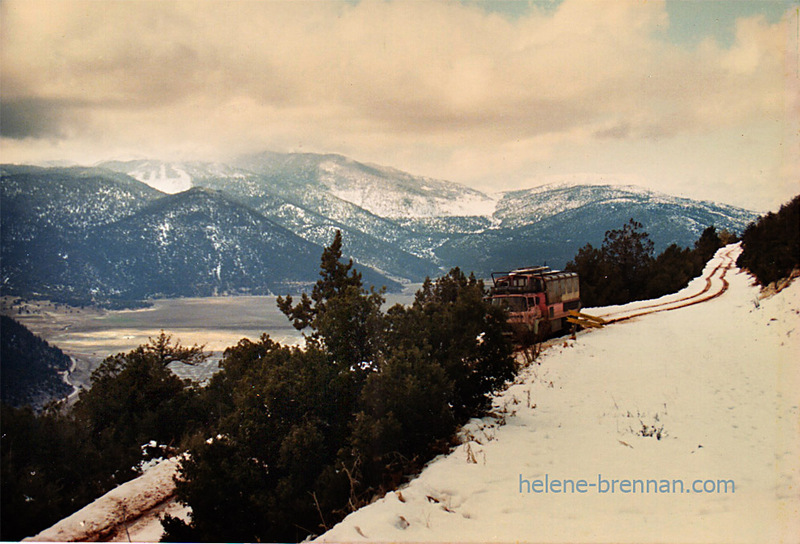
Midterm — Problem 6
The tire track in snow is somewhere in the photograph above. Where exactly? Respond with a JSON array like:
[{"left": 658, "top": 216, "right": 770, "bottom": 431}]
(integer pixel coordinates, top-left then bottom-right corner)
[{"left": 592, "top": 245, "right": 738, "bottom": 325}]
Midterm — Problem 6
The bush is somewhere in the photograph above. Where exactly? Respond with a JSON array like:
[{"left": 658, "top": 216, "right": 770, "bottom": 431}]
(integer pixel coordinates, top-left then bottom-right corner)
[{"left": 737, "top": 195, "right": 800, "bottom": 285}]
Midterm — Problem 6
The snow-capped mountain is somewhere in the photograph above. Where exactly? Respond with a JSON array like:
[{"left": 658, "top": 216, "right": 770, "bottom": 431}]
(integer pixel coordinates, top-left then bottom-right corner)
[
  {"left": 102, "top": 153, "right": 497, "bottom": 219},
  {"left": 494, "top": 181, "right": 756, "bottom": 230},
  {"left": 133, "top": 164, "right": 191, "bottom": 194},
  {"left": 97, "top": 159, "right": 252, "bottom": 194},
  {"left": 312, "top": 156, "right": 497, "bottom": 218},
  {"left": 101, "top": 153, "right": 759, "bottom": 268},
  {"left": 1, "top": 166, "right": 400, "bottom": 306},
  {"left": 2, "top": 154, "right": 760, "bottom": 306}
]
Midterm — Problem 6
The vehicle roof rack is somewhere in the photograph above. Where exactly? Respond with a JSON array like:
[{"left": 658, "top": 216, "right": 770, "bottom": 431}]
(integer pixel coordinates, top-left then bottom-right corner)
[{"left": 509, "top": 266, "right": 551, "bottom": 275}]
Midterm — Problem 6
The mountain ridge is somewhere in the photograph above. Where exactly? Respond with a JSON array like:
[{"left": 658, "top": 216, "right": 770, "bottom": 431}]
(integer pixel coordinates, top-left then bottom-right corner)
[
  {"left": 96, "top": 156, "right": 754, "bottom": 223},
  {"left": 1, "top": 153, "right": 760, "bottom": 306}
]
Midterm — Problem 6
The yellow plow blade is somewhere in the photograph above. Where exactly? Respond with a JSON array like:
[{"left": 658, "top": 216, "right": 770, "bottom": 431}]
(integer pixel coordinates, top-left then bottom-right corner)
[{"left": 567, "top": 310, "right": 607, "bottom": 329}]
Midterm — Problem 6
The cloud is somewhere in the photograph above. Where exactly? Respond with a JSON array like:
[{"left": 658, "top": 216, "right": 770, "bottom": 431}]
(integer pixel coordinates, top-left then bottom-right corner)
[
  {"left": 1, "top": 0, "right": 796, "bottom": 209},
  {"left": 0, "top": 98, "right": 82, "bottom": 139}
]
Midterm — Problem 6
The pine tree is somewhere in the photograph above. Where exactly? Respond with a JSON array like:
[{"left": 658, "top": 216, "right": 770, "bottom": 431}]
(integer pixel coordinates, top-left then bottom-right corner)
[
  {"left": 278, "top": 230, "right": 385, "bottom": 374},
  {"left": 602, "top": 218, "right": 654, "bottom": 301},
  {"left": 693, "top": 226, "right": 722, "bottom": 266}
]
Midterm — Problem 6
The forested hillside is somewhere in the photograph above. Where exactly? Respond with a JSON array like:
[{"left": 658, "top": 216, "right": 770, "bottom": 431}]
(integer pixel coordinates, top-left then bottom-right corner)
[{"left": 0, "top": 315, "right": 73, "bottom": 408}]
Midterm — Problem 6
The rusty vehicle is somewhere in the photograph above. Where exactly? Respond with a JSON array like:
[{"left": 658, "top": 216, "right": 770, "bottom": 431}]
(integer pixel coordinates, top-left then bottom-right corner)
[{"left": 489, "top": 266, "right": 580, "bottom": 339}]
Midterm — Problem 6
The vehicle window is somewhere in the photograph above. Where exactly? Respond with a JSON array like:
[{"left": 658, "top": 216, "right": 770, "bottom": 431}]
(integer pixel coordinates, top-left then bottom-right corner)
[{"left": 493, "top": 297, "right": 527, "bottom": 311}]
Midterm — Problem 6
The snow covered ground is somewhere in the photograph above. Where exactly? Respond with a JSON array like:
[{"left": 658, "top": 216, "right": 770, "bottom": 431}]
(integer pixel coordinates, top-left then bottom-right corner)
[
  {"left": 129, "top": 163, "right": 192, "bottom": 194},
  {"left": 317, "top": 245, "right": 800, "bottom": 543},
  {"left": 26, "top": 245, "right": 799, "bottom": 542}
]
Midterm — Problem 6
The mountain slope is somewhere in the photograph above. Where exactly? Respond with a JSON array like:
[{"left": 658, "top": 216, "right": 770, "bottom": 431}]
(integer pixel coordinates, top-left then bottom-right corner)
[
  {"left": 1, "top": 166, "right": 165, "bottom": 305},
  {"left": 494, "top": 182, "right": 755, "bottom": 230},
  {"left": 0, "top": 165, "right": 163, "bottom": 238},
  {"left": 80, "top": 187, "right": 330, "bottom": 299},
  {"left": 231, "top": 151, "right": 496, "bottom": 219},
  {"left": 192, "top": 167, "right": 442, "bottom": 282},
  {"left": 101, "top": 154, "right": 758, "bottom": 280},
  {"left": 0, "top": 315, "right": 73, "bottom": 409},
  {"left": 222, "top": 155, "right": 758, "bottom": 276},
  {"left": 1, "top": 166, "right": 401, "bottom": 304},
  {"left": 435, "top": 183, "right": 758, "bottom": 276},
  {"left": 100, "top": 157, "right": 443, "bottom": 282}
]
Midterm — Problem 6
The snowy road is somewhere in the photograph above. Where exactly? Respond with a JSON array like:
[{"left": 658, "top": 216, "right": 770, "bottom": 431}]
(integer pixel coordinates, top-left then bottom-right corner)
[
  {"left": 590, "top": 244, "right": 738, "bottom": 324},
  {"left": 318, "top": 245, "right": 800, "bottom": 543}
]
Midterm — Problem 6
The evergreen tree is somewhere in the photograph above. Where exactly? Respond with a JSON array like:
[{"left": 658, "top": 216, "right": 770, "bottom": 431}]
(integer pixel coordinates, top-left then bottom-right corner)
[
  {"left": 565, "top": 243, "right": 608, "bottom": 307},
  {"left": 166, "top": 232, "right": 388, "bottom": 541},
  {"left": 601, "top": 218, "right": 654, "bottom": 302},
  {"left": 646, "top": 243, "right": 695, "bottom": 298},
  {"left": 167, "top": 340, "right": 345, "bottom": 542},
  {"left": 350, "top": 345, "right": 455, "bottom": 476},
  {"left": 1, "top": 404, "right": 106, "bottom": 540},
  {"left": 277, "top": 230, "right": 385, "bottom": 374},
  {"left": 693, "top": 226, "right": 723, "bottom": 267},
  {"left": 567, "top": 219, "right": 655, "bottom": 306},
  {"left": 1, "top": 333, "right": 206, "bottom": 541},
  {"left": 379, "top": 268, "right": 514, "bottom": 422},
  {"left": 347, "top": 268, "right": 514, "bottom": 503},
  {"left": 72, "top": 334, "right": 204, "bottom": 476},
  {"left": 737, "top": 195, "right": 800, "bottom": 285}
]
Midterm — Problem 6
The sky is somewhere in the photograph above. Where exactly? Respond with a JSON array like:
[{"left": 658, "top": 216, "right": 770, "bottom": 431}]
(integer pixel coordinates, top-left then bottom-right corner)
[{"left": 1, "top": 0, "right": 798, "bottom": 212}]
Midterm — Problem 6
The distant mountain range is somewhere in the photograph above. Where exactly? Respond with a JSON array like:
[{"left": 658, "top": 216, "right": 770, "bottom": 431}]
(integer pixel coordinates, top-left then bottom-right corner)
[{"left": 1, "top": 153, "right": 759, "bottom": 306}]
